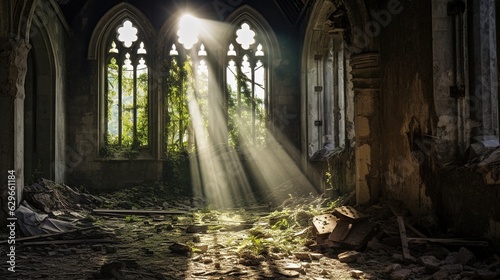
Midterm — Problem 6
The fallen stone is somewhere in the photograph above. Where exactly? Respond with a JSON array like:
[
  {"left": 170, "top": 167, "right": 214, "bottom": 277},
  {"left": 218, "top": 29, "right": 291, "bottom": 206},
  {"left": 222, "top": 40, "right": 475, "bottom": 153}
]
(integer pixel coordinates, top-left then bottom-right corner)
[
  {"left": 91, "top": 245, "right": 102, "bottom": 251},
  {"left": 390, "top": 268, "right": 412, "bottom": 280},
  {"left": 104, "top": 245, "right": 117, "bottom": 254},
  {"left": 444, "top": 252, "right": 459, "bottom": 264},
  {"left": 284, "top": 263, "right": 302, "bottom": 271},
  {"left": 186, "top": 225, "right": 208, "bottom": 233},
  {"left": 439, "top": 263, "right": 463, "bottom": 274},
  {"left": 169, "top": 242, "right": 192, "bottom": 254},
  {"left": 192, "top": 255, "right": 202, "bottom": 261},
  {"left": 192, "top": 235, "right": 201, "bottom": 243},
  {"left": 277, "top": 270, "right": 300, "bottom": 277},
  {"left": 476, "top": 269, "right": 497, "bottom": 279},
  {"left": 194, "top": 244, "right": 208, "bottom": 253},
  {"left": 338, "top": 250, "right": 361, "bottom": 263},
  {"left": 432, "top": 269, "right": 449, "bottom": 280},
  {"left": 384, "top": 263, "right": 402, "bottom": 273},
  {"left": 419, "top": 255, "right": 441, "bottom": 272},
  {"left": 294, "top": 252, "right": 311, "bottom": 261},
  {"left": 310, "top": 253, "right": 323, "bottom": 260},
  {"left": 457, "top": 247, "right": 476, "bottom": 265},
  {"left": 350, "top": 269, "right": 364, "bottom": 278}
]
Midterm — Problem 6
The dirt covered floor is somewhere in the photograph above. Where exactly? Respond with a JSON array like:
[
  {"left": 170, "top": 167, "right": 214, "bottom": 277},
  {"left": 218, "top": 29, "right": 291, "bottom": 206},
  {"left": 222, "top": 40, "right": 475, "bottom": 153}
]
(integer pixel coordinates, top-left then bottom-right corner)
[{"left": 1, "top": 180, "right": 499, "bottom": 280}]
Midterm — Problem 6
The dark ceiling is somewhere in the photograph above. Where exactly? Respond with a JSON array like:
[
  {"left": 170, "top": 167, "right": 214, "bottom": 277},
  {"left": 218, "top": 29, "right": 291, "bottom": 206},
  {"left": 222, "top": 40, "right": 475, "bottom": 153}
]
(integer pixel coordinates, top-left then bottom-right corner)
[{"left": 55, "top": 0, "right": 311, "bottom": 27}]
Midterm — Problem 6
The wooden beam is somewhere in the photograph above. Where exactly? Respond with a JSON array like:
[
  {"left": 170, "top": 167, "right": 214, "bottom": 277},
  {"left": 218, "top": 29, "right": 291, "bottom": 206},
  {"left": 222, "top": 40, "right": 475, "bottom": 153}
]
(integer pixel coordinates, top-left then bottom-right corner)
[
  {"left": 406, "top": 238, "right": 488, "bottom": 247},
  {"left": 0, "top": 226, "right": 98, "bottom": 244},
  {"left": 396, "top": 216, "right": 411, "bottom": 260},
  {"left": 20, "top": 239, "right": 116, "bottom": 246},
  {"left": 92, "top": 209, "right": 188, "bottom": 216}
]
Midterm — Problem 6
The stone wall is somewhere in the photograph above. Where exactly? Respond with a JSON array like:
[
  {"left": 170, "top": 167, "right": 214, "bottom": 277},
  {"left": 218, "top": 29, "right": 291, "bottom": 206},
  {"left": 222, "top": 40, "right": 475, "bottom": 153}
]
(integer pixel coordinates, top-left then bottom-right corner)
[{"left": 64, "top": 0, "right": 301, "bottom": 190}]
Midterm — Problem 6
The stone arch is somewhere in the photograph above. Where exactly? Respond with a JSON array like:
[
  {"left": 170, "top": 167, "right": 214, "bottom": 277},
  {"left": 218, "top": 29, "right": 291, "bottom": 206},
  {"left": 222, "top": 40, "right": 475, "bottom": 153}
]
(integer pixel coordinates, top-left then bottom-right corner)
[
  {"left": 11, "top": 0, "right": 38, "bottom": 41},
  {"left": 24, "top": 16, "right": 56, "bottom": 183},
  {"left": 87, "top": 2, "right": 156, "bottom": 60},
  {"left": 224, "top": 5, "right": 281, "bottom": 67},
  {"left": 88, "top": 3, "right": 157, "bottom": 155}
]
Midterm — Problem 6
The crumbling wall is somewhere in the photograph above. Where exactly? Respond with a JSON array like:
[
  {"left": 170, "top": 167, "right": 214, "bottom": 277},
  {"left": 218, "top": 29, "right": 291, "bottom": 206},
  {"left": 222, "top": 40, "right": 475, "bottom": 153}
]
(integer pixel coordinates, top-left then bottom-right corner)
[{"left": 378, "top": 0, "right": 434, "bottom": 215}]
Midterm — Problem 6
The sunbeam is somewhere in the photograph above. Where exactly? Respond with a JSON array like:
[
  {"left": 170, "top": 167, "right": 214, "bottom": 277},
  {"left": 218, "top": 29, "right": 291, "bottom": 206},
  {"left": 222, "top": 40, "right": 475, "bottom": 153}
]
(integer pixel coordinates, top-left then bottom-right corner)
[{"left": 173, "top": 15, "right": 318, "bottom": 209}]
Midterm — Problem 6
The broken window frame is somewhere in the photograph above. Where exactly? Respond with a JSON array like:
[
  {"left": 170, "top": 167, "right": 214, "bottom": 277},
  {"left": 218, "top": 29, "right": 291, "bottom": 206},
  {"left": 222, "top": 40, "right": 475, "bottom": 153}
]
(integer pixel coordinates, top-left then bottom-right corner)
[{"left": 308, "top": 32, "right": 348, "bottom": 160}]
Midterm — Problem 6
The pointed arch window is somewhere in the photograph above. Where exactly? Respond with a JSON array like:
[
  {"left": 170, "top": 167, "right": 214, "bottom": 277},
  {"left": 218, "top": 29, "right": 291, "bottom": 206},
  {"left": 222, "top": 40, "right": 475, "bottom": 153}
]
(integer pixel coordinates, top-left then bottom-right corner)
[
  {"left": 226, "top": 22, "right": 268, "bottom": 147},
  {"left": 105, "top": 19, "right": 149, "bottom": 149},
  {"left": 165, "top": 39, "right": 210, "bottom": 153}
]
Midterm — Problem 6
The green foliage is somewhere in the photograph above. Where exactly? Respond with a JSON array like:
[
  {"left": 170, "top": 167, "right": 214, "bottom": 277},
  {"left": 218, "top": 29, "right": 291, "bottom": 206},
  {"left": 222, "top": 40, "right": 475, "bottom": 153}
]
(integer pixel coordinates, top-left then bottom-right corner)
[
  {"left": 124, "top": 215, "right": 140, "bottom": 223},
  {"left": 271, "top": 218, "right": 289, "bottom": 230},
  {"left": 105, "top": 55, "right": 149, "bottom": 154},
  {"left": 226, "top": 65, "right": 266, "bottom": 148}
]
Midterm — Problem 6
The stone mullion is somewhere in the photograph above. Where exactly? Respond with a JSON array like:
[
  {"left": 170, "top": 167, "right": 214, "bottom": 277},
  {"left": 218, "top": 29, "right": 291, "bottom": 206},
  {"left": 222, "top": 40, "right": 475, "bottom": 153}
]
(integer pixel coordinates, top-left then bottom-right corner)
[{"left": 350, "top": 52, "right": 381, "bottom": 204}]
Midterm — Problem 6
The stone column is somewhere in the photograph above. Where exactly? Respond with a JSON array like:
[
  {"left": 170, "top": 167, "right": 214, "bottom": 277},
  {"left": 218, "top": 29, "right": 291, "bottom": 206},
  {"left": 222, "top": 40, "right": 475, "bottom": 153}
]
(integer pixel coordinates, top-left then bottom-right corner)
[
  {"left": 469, "top": 0, "right": 498, "bottom": 140},
  {"left": 0, "top": 37, "right": 30, "bottom": 227},
  {"left": 350, "top": 52, "right": 381, "bottom": 204}
]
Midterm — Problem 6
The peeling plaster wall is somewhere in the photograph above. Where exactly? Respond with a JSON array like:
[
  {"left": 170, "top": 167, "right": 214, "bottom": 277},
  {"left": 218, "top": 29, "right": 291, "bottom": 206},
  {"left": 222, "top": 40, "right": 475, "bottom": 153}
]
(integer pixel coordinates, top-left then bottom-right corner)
[{"left": 379, "top": 0, "right": 434, "bottom": 215}]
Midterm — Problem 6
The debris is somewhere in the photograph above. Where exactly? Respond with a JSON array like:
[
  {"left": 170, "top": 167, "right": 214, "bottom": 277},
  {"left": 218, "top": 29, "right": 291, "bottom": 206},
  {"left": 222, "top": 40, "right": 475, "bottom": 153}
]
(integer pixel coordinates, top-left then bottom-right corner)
[
  {"left": 293, "top": 252, "right": 312, "bottom": 261},
  {"left": 1, "top": 226, "right": 97, "bottom": 244},
  {"left": 419, "top": 255, "right": 441, "bottom": 272},
  {"left": 283, "top": 263, "right": 302, "bottom": 271},
  {"left": 396, "top": 216, "right": 411, "bottom": 260},
  {"left": 334, "top": 206, "right": 367, "bottom": 221},
  {"left": 169, "top": 242, "right": 192, "bottom": 254},
  {"left": 390, "top": 268, "right": 412, "bottom": 280},
  {"left": 457, "top": 246, "right": 476, "bottom": 265},
  {"left": 312, "top": 214, "right": 337, "bottom": 235},
  {"left": 15, "top": 205, "right": 76, "bottom": 236},
  {"left": 337, "top": 250, "right": 361, "bottom": 263},
  {"left": 339, "top": 220, "right": 376, "bottom": 249},
  {"left": 476, "top": 269, "right": 498, "bottom": 279},
  {"left": 406, "top": 237, "right": 488, "bottom": 246},
  {"left": 21, "top": 239, "right": 115, "bottom": 246},
  {"left": 439, "top": 263, "right": 462, "bottom": 274},
  {"left": 350, "top": 269, "right": 364, "bottom": 278},
  {"left": 384, "top": 263, "right": 402, "bottom": 273},
  {"left": 186, "top": 224, "right": 208, "bottom": 233},
  {"left": 311, "top": 206, "right": 375, "bottom": 250},
  {"left": 92, "top": 209, "right": 188, "bottom": 216}
]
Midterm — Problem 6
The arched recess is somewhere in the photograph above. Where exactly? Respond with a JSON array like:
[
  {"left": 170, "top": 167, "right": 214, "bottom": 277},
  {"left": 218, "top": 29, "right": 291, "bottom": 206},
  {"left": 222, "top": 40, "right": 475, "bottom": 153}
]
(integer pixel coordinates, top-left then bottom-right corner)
[
  {"left": 88, "top": 3, "right": 157, "bottom": 156},
  {"left": 24, "top": 19, "right": 56, "bottom": 184},
  {"left": 301, "top": 0, "right": 357, "bottom": 160},
  {"left": 301, "top": 0, "right": 381, "bottom": 203},
  {"left": 24, "top": 0, "right": 70, "bottom": 185}
]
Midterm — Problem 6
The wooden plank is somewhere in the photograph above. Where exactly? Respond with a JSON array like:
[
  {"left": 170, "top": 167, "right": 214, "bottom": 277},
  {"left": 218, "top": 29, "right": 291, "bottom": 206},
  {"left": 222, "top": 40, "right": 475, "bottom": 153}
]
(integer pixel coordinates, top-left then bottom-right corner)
[
  {"left": 328, "top": 219, "right": 351, "bottom": 242},
  {"left": 312, "top": 214, "right": 337, "bottom": 235},
  {"left": 396, "top": 216, "right": 411, "bottom": 260},
  {"left": 340, "top": 220, "right": 376, "bottom": 250},
  {"left": 92, "top": 209, "right": 188, "bottom": 216},
  {"left": 406, "top": 238, "right": 489, "bottom": 247},
  {"left": 21, "top": 239, "right": 116, "bottom": 246},
  {"left": 0, "top": 226, "right": 98, "bottom": 244},
  {"left": 334, "top": 206, "right": 367, "bottom": 221}
]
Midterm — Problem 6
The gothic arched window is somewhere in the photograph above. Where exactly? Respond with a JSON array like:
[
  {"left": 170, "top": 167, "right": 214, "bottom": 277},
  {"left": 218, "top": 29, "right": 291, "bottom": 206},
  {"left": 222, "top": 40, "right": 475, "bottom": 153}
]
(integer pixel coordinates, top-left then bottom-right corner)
[
  {"left": 226, "top": 21, "right": 269, "bottom": 148},
  {"left": 105, "top": 19, "right": 149, "bottom": 149}
]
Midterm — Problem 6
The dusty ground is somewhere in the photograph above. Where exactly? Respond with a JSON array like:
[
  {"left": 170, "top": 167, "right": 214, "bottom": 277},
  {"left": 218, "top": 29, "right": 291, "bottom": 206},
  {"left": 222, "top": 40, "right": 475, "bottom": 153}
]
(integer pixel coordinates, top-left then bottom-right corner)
[{"left": 1, "top": 182, "right": 499, "bottom": 280}]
